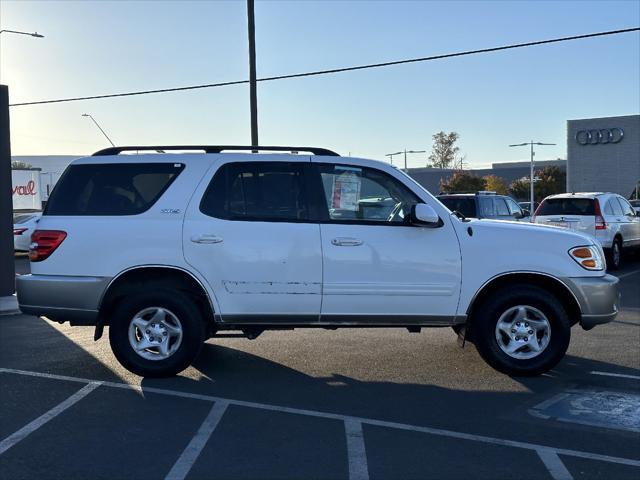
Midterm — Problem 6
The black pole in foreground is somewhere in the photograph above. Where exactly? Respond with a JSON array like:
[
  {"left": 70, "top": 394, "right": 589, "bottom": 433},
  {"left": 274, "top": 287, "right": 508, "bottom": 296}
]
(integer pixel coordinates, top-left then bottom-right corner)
[
  {"left": 247, "top": 0, "right": 259, "bottom": 147},
  {"left": 0, "top": 85, "right": 15, "bottom": 296}
]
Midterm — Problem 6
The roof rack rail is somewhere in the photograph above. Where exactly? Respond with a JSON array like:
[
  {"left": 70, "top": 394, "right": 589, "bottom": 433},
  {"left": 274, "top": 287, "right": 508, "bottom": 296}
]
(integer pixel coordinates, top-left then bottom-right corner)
[{"left": 91, "top": 145, "right": 340, "bottom": 157}]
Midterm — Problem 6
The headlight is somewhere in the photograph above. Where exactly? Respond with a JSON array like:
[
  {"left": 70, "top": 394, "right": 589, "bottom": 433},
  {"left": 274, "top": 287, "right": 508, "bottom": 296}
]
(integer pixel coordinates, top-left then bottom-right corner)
[{"left": 569, "top": 245, "right": 605, "bottom": 271}]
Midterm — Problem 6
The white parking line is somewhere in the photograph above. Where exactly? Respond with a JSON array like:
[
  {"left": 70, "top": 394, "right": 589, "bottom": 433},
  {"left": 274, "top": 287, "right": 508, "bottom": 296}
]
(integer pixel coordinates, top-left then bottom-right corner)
[
  {"left": 165, "top": 400, "right": 229, "bottom": 480},
  {"left": 1, "top": 368, "right": 639, "bottom": 474},
  {"left": 345, "top": 419, "right": 369, "bottom": 480},
  {"left": 537, "top": 450, "right": 574, "bottom": 480},
  {"left": 0, "top": 382, "right": 101, "bottom": 455},
  {"left": 615, "top": 269, "right": 640, "bottom": 279},
  {"left": 591, "top": 371, "right": 640, "bottom": 380}
]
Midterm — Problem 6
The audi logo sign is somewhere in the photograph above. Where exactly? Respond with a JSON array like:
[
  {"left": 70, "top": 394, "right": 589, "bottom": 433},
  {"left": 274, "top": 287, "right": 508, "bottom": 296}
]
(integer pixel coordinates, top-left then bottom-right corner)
[{"left": 575, "top": 128, "right": 624, "bottom": 145}]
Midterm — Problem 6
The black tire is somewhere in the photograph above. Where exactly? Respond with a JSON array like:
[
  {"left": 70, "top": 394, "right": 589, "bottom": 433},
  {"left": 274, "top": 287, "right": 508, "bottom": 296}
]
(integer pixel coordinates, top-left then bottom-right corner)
[
  {"left": 108, "top": 289, "right": 206, "bottom": 377},
  {"left": 606, "top": 237, "right": 622, "bottom": 271},
  {"left": 472, "top": 285, "right": 570, "bottom": 376}
]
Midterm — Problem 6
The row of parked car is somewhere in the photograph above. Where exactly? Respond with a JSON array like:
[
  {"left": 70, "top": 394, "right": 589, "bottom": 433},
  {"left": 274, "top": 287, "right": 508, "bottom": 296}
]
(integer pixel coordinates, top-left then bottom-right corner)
[{"left": 437, "top": 191, "right": 640, "bottom": 269}]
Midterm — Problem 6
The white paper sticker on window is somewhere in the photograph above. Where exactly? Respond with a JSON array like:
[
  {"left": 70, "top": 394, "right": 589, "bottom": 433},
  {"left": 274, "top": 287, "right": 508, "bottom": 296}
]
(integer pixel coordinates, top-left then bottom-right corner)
[{"left": 331, "top": 172, "right": 361, "bottom": 211}]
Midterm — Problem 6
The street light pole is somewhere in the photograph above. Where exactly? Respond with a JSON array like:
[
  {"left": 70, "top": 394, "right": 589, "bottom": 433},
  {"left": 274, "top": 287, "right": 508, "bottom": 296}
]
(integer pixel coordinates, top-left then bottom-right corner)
[
  {"left": 403, "top": 149, "right": 427, "bottom": 170},
  {"left": 82, "top": 114, "right": 115, "bottom": 147},
  {"left": 247, "top": 0, "right": 258, "bottom": 148},
  {"left": 0, "top": 30, "right": 44, "bottom": 38},
  {"left": 385, "top": 151, "right": 402, "bottom": 166},
  {"left": 509, "top": 140, "right": 555, "bottom": 216}
]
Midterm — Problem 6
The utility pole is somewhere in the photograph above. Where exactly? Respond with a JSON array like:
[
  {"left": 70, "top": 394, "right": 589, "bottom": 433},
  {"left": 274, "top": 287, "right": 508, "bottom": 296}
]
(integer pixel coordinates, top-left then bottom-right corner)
[
  {"left": 0, "top": 85, "right": 15, "bottom": 296},
  {"left": 247, "top": 0, "right": 258, "bottom": 147},
  {"left": 509, "top": 140, "right": 555, "bottom": 216}
]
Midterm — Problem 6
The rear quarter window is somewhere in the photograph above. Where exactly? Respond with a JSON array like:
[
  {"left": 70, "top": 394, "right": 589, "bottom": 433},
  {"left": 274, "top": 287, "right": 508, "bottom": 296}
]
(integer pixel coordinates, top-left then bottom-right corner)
[
  {"left": 537, "top": 198, "right": 595, "bottom": 216},
  {"left": 45, "top": 163, "right": 184, "bottom": 216}
]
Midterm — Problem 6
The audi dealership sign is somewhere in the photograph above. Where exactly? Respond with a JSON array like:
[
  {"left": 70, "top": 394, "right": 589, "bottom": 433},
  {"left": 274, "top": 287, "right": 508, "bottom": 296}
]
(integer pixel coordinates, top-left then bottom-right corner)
[
  {"left": 575, "top": 127, "right": 624, "bottom": 145},
  {"left": 12, "top": 169, "right": 42, "bottom": 211}
]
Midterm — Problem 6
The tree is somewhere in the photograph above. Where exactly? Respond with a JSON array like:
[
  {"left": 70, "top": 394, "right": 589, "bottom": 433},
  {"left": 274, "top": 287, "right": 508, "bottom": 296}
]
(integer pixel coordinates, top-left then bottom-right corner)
[
  {"left": 11, "top": 161, "right": 32, "bottom": 169},
  {"left": 509, "top": 166, "right": 567, "bottom": 201},
  {"left": 483, "top": 175, "right": 509, "bottom": 195},
  {"left": 440, "top": 171, "right": 486, "bottom": 193},
  {"left": 428, "top": 131, "right": 461, "bottom": 169}
]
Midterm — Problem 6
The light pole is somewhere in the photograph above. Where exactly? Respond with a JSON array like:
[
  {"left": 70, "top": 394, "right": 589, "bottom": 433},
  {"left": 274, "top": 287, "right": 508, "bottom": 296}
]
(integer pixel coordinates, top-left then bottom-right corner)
[
  {"left": 402, "top": 149, "right": 426, "bottom": 170},
  {"left": 247, "top": 0, "right": 258, "bottom": 147},
  {"left": 385, "top": 151, "right": 403, "bottom": 166},
  {"left": 82, "top": 114, "right": 115, "bottom": 147},
  {"left": 0, "top": 30, "right": 44, "bottom": 38},
  {"left": 508, "top": 141, "right": 555, "bottom": 216}
]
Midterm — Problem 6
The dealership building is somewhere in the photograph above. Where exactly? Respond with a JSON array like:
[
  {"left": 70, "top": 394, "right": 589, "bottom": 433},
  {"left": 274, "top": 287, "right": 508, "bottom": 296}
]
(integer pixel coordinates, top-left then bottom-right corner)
[{"left": 567, "top": 114, "right": 639, "bottom": 197}]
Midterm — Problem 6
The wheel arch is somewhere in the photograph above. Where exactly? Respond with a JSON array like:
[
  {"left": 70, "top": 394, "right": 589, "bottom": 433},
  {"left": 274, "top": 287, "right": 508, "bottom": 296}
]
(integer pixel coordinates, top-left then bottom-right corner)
[
  {"left": 466, "top": 272, "right": 582, "bottom": 326},
  {"left": 96, "top": 265, "right": 217, "bottom": 337}
]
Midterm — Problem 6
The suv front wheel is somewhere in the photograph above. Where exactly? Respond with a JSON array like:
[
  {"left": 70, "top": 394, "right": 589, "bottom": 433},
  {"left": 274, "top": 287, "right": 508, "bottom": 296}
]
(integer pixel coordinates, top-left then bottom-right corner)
[
  {"left": 108, "top": 289, "right": 206, "bottom": 377},
  {"left": 472, "top": 285, "right": 570, "bottom": 376}
]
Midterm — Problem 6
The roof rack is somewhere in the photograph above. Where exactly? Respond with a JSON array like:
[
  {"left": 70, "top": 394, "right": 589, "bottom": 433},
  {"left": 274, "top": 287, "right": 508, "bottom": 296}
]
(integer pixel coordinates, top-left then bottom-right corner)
[{"left": 92, "top": 145, "right": 340, "bottom": 157}]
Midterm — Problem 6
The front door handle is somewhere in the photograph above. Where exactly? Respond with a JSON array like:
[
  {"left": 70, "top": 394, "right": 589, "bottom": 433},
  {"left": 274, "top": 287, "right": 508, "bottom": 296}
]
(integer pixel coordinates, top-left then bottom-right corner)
[
  {"left": 331, "top": 237, "right": 363, "bottom": 247},
  {"left": 191, "top": 234, "right": 223, "bottom": 244}
]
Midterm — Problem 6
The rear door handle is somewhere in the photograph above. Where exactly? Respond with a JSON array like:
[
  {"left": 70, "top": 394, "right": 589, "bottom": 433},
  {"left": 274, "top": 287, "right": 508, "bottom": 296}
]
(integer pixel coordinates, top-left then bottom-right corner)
[
  {"left": 191, "top": 234, "right": 223, "bottom": 244},
  {"left": 331, "top": 237, "right": 363, "bottom": 247}
]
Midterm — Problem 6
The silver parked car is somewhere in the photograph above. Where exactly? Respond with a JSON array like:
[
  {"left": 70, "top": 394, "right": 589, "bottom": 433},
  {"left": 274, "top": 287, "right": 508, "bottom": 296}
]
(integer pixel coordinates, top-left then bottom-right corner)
[{"left": 533, "top": 192, "right": 640, "bottom": 269}]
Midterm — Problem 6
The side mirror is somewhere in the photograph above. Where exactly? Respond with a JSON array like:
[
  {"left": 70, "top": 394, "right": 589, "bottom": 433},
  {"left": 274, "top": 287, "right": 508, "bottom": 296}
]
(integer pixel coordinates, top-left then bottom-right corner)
[
  {"left": 512, "top": 211, "right": 524, "bottom": 219},
  {"left": 411, "top": 203, "right": 441, "bottom": 227},
  {"left": 522, "top": 209, "right": 530, "bottom": 217}
]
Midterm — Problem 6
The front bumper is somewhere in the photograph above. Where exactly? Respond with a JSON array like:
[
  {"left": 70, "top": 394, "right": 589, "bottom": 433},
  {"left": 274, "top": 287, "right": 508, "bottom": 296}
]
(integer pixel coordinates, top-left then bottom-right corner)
[
  {"left": 563, "top": 274, "right": 620, "bottom": 330},
  {"left": 16, "top": 274, "right": 111, "bottom": 325}
]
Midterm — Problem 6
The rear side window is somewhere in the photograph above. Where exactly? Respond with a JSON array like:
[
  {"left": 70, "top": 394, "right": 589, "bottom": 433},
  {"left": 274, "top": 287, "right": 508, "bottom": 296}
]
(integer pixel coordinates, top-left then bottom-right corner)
[
  {"left": 200, "top": 162, "right": 309, "bottom": 221},
  {"left": 494, "top": 198, "right": 510, "bottom": 216},
  {"left": 45, "top": 163, "right": 184, "bottom": 216},
  {"left": 605, "top": 198, "right": 623, "bottom": 216},
  {"left": 537, "top": 198, "right": 595, "bottom": 216},
  {"left": 439, "top": 197, "right": 477, "bottom": 218},
  {"left": 478, "top": 197, "right": 495, "bottom": 217}
]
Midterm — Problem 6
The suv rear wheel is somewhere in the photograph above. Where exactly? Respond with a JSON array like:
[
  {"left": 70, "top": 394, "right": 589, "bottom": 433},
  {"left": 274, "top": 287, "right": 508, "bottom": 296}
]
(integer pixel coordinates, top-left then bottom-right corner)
[
  {"left": 108, "top": 289, "right": 206, "bottom": 377},
  {"left": 607, "top": 237, "right": 622, "bottom": 270},
  {"left": 472, "top": 285, "right": 570, "bottom": 376}
]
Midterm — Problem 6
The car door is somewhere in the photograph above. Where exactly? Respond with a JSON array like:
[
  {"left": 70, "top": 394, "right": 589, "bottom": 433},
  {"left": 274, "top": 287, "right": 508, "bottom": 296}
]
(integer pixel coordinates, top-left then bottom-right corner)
[
  {"left": 616, "top": 196, "right": 640, "bottom": 246},
  {"left": 183, "top": 158, "right": 322, "bottom": 322},
  {"left": 311, "top": 161, "right": 461, "bottom": 323}
]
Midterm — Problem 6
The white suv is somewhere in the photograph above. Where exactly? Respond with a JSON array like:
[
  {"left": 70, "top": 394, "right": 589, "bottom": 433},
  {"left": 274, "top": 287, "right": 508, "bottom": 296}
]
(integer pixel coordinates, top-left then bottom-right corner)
[
  {"left": 533, "top": 192, "right": 640, "bottom": 269},
  {"left": 17, "top": 146, "right": 620, "bottom": 378}
]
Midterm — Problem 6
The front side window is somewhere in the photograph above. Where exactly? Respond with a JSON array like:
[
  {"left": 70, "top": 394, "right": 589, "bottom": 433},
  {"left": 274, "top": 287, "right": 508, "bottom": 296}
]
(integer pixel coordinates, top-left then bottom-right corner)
[
  {"left": 315, "top": 164, "right": 420, "bottom": 224},
  {"left": 505, "top": 197, "right": 523, "bottom": 216},
  {"left": 200, "top": 162, "right": 309, "bottom": 221},
  {"left": 45, "top": 163, "right": 184, "bottom": 216},
  {"left": 478, "top": 197, "right": 495, "bottom": 217}
]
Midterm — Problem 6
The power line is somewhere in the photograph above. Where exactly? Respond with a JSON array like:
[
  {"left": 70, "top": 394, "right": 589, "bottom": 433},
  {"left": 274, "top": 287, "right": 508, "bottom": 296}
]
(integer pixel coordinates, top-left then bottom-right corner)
[{"left": 9, "top": 26, "right": 639, "bottom": 107}]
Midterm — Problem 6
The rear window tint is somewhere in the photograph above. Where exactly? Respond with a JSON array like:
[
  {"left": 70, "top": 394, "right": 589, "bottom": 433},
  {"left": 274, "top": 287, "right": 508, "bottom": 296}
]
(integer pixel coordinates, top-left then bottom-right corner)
[
  {"left": 439, "top": 197, "right": 476, "bottom": 217},
  {"left": 537, "top": 198, "right": 595, "bottom": 216},
  {"left": 45, "top": 163, "right": 184, "bottom": 216}
]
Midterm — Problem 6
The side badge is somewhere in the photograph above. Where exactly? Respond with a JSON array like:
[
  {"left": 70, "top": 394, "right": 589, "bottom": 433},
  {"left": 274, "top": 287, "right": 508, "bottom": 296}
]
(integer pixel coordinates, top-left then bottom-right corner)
[{"left": 161, "top": 209, "right": 181, "bottom": 214}]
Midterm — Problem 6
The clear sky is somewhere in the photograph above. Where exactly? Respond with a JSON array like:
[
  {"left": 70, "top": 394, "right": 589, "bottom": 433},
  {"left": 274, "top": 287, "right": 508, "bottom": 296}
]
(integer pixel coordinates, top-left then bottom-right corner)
[{"left": 1, "top": 0, "right": 638, "bottom": 168}]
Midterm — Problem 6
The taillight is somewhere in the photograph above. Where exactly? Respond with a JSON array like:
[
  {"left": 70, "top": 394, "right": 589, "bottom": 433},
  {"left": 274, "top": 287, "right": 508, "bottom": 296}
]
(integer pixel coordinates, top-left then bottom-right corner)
[
  {"left": 594, "top": 199, "right": 606, "bottom": 230},
  {"left": 29, "top": 230, "right": 67, "bottom": 262},
  {"left": 13, "top": 228, "right": 28, "bottom": 236}
]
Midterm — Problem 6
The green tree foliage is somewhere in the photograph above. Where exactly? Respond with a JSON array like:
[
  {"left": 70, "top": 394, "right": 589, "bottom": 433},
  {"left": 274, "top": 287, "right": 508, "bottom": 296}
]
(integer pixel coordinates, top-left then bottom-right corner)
[
  {"left": 483, "top": 174, "right": 509, "bottom": 195},
  {"left": 509, "top": 166, "right": 567, "bottom": 201},
  {"left": 440, "top": 171, "right": 487, "bottom": 193},
  {"left": 11, "top": 161, "right": 32, "bottom": 169},
  {"left": 428, "top": 131, "right": 460, "bottom": 169}
]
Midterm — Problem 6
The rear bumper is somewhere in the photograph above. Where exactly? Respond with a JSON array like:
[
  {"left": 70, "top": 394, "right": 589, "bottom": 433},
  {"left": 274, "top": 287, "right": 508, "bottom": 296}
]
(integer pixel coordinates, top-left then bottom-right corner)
[
  {"left": 16, "top": 274, "right": 110, "bottom": 325},
  {"left": 563, "top": 274, "right": 620, "bottom": 330}
]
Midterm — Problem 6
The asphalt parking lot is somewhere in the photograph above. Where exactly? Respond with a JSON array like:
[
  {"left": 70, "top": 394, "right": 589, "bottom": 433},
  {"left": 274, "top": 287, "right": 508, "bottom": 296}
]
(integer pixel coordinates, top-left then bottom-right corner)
[{"left": 2, "top": 256, "right": 639, "bottom": 479}]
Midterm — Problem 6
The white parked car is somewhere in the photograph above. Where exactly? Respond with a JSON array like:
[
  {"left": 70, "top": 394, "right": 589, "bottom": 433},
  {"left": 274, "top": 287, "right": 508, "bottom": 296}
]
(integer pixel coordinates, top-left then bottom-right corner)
[
  {"left": 533, "top": 192, "right": 640, "bottom": 269},
  {"left": 17, "top": 146, "right": 619, "bottom": 378},
  {"left": 13, "top": 213, "right": 41, "bottom": 251}
]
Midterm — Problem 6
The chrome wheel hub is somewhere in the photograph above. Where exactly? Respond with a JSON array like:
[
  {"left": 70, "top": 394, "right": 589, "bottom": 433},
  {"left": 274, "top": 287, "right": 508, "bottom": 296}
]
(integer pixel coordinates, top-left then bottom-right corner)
[
  {"left": 128, "top": 307, "right": 183, "bottom": 361},
  {"left": 494, "top": 305, "right": 551, "bottom": 360}
]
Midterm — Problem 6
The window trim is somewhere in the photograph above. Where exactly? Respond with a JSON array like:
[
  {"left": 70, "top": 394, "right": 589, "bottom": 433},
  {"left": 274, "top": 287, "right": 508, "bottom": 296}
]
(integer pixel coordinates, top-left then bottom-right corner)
[{"left": 199, "top": 161, "right": 317, "bottom": 224}]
